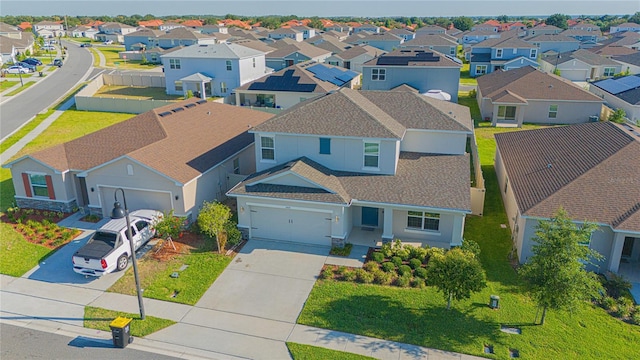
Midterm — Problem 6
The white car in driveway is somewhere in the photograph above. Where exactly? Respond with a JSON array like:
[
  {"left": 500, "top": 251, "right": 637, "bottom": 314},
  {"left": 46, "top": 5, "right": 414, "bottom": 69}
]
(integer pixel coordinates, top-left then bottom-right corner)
[
  {"left": 5, "top": 65, "right": 30, "bottom": 74},
  {"left": 72, "top": 209, "right": 161, "bottom": 276},
  {"left": 42, "top": 45, "right": 56, "bottom": 51},
  {"left": 103, "top": 40, "right": 113, "bottom": 45}
]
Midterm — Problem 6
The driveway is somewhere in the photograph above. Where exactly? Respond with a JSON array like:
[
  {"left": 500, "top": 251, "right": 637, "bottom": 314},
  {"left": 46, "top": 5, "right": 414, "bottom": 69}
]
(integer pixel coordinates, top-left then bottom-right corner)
[{"left": 195, "top": 239, "right": 330, "bottom": 323}]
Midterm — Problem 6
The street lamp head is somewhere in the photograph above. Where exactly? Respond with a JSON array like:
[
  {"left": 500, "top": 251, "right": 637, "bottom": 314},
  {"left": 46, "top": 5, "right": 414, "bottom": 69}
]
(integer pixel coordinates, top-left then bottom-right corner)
[{"left": 111, "top": 201, "right": 126, "bottom": 219}]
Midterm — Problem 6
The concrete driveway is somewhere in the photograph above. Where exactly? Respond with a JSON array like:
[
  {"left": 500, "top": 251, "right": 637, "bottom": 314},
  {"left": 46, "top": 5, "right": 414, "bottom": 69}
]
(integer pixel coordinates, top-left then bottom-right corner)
[{"left": 196, "top": 239, "right": 330, "bottom": 323}]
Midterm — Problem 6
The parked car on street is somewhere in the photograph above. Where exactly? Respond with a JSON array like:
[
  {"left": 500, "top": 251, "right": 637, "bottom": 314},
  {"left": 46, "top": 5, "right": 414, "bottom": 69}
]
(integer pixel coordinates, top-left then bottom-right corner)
[
  {"left": 17, "top": 62, "right": 37, "bottom": 72},
  {"left": 80, "top": 43, "right": 93, "bottom": 47},
  {"left": 5, "top": 65, "right": 30, "bottom": 74},
  {"left": 53, "top": 58, "right": 63, "bottom": 67},
  {"left": 103, "top": 40, "right": 113, "bottom": 45},
  {"left": 42, "top": 45, "right": 56, "bottom": 51},
  {"left": 23, "top": 58, "right": 43, "bottom": 66},
  {"left": 72, "top": 209, "right": 161, "bottom": 276}
]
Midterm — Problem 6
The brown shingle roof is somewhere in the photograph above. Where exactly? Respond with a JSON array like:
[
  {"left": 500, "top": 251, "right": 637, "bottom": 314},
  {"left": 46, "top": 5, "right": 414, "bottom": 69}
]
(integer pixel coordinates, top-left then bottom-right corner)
[
  {"left": 477, "top": 66, "right": 602, "bottom": 102},
  {"left": 28, "top": 100, "right": 273, "bottom": 184},
  {"left": 495, "top": 122, "right": 640, "bottom": 232},
  {"left": 266, "top": 42, "right": 331, "bottom": 59}
]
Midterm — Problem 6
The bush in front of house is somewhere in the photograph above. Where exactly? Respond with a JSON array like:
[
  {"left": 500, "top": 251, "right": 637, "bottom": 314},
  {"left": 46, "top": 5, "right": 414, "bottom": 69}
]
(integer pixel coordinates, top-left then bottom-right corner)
[
  {"left": 616, "top": 297, "right": 635, "bottom": 318},
  {"left": 373, "top": 269, "right": 394, "bottom": 285},
  {"left": 381, "top": 261, "right": 396, "bottom": 273},
  {"left": 371, "top": 251, "right": 385, "bottom": 263},
  {"left": 343, "top": 269, "right": 357, "bottom": 282},
  {"left": 632, "top": 307, "right": 640, "bottom": 325},
  {"left": 411, "top": 277, "right": 426, "bottom": 288},
  {"left": 356, "top": 269, "right": 374, "bottom": 284},
  {"left": 398, "top": 265, "right": 413, "bottom": 277},
  {"left": 394, "top": 274, "right": 411, "bottom": 287},
  {"left": 409, "top": 258, "right": 422, "bottom": 270},
  {"left": 320, "top": 266, "right": 334, "bottom": 280},
  {"left": 414, "top": 267, "right": 428, "bottom": 279},
  {"left": 391, "top": 256, "right": 403, "bottom": 267},
  {"left": 363, "top": 261, "right": 379, "bottom": 272}
]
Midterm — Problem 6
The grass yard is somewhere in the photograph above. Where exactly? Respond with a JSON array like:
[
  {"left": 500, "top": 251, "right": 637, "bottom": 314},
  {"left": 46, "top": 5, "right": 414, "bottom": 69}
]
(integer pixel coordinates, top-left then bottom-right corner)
[
  {"left": 3, "top": 81, "right": 35, "bottom": 96},
  {"left": 0, "top": 221, "right": 52, "bottom": 276},
  {"left": 287, "top": 343, "right": 376, "bottom": 360},
  {"left": 1, "top": 80, "right": 18, "bottom": 90},
  {"left": 298, "top": 123, "right": 640, "bottom": 359},
  {"left": 108, "top": 236, "right": 232, "bottom": 305},
  {"left": 84, "top": 306, "right": 175, "bottom": 337},
  {"left": 457, "top": 96, "right": 481, "bottom": 124},
  {"left": 95, "top": 85, "right": 182, "bottom": 101},
  {"left": 460, "top": 63, "right": 478, "bottom": 86},
  {"left": 96, "top": 47, "right": 160, "bottom": 70}
]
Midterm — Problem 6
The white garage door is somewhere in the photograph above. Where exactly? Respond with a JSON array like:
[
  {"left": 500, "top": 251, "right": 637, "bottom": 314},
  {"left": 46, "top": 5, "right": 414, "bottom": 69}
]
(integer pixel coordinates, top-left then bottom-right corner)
[
  {"left": 250, "top": 206, "right": 332, "bottom": 246},
  {"left": 561, "top": 69, "right": 588, "bottom": 82},
  {"left": 100, "top": 187, "right": 172, "bottom": 216}
]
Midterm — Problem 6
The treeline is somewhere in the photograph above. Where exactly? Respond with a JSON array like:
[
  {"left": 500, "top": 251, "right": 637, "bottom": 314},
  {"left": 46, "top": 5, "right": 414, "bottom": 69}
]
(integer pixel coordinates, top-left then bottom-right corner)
[{"left": 1, "top": 12, "right": 638, "bottom": 32}]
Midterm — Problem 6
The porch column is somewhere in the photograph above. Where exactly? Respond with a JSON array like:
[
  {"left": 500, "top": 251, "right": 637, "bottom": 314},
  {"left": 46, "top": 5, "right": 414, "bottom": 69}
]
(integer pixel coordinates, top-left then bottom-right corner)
[
  {"left": 201, "top": 81, "right": 206, "bottom": 99},
  {"left": 451, "top": 214, "right": 465, "bottom": 247},
  {"left": 381, "top": 207, "right": 394, "bottom": 241},
  {"left": 609, "top": 232, "right": 626, "bottom": 273}
]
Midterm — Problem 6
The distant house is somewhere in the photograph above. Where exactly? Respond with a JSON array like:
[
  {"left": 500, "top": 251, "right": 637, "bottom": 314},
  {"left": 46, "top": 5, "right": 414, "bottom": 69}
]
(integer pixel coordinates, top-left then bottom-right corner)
[
  {"left": 3, "top": 99, "right": 274, "bottom": 219},
  {"left": 156, "top": 28, "right": 217, "bottom": 49},
  {"left": 265, "top": 42, "right": 331, "bottom": 71},
  {"left": 349, "top": 32, "right": 404, "bottom": 52},
  {"left": 526, "top": 24, "right": 562, "bottom": 37},
  {"left": 599, "top": 31, "right": 640, "bottom": 51},
  {"left": 0, "top": 22, "right": 35, "bottom": 64},
  {"left": 291, "top": 26, "right": 316, "bottom": 40},
  {"left": 494, "top": 121, "right": 640, "bottom": 275},
  {"left": 476, "top": 66, "right": 603, "bottom": 127},
  {"left": 324, "top": 23, "right": 351, "bottom": 33},
  {"left": 361, "top": 49, "right": 461, "bottom": 102},
  {"left": 612, "top": 52, "right": 640, "bottom": 74},
  {"left": 471, "top": 21, "right": 500, "bottom": 33},
  {"left": 610, "top": 22, "right": 640, "bottom": 34},
  {"left": 400, "top": 35, "right": 458, "bottom": 56},
  {"left": 159, "top": 22, "right": 184, "bottom": 32},
  {"left": 268, "top": 27, "right": 304, "bottom": 42},
  {"left": 468, "top": 37, "right": 539, "bottom": 77},
  {"left": 123, "top": 28, "right": 165, "bottom": 51},
  {"left": 68, "top": 25, "right": 99, "bottom": 39},
  {"left": 460, "top": 30, "right": 501, "bottom": 47},
  {"left": 96, "top": 22, "right": 137, "bottom": 43},
  {"left": 353, "top": 24, "right": 381, "bottom": 34},
  {"left": 161, "top": 43, "right": 268, "bottom": 98},
  {"left": 388, "top": 28, "right": 415, "bottom": 41},
  {"left": 587, "top": 44, "right": 638, "bottom": 57},
  {"left": 33, "top": 21, "right": 64, "bottom": 38},
  {"left": 305, "top": 34, "right": 350, "bottom": 54},
  {"left": 539, "top": 49, "right": 623, "bottom": 81},
  {"left": 235, "top": 62, "right": 360, "bottom": 109},
  {"left": 200, "top": 24, "right": 229, "bottom": 35},
  {"left": 590, "top": 75, "right": 640, "bottom": 122},
  {"left": 325, "top": 44, "right": 384, "bottom": 72},
  {"left": 524, "top": 34, "right": 580, "bottom": 53},
  {"left": 415, "top": 25, "right": 447, "bottom": 36},
  {"left": 561, "top": 29, "right": 603, "bottom": 48}
]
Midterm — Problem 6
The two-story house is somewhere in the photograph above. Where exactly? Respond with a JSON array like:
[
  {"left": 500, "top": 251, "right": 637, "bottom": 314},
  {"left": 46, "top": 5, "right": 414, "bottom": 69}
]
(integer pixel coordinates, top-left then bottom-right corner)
[
  {"left": 610, "top": 22, "right": 640, "bottom": 34},
  {"left": 161, "top": 43, "right": 268, "bottom": 98},
  {"left": 97, "top": 22, "right": 137, "bottom": 43},
  {"left": 265, "top": 42, "right": 331, "bottom": 71},
  {"left": 291, "top": 26, "right": 316, "bottom": 40},
  {"left": 156, "top": 28, "right": 216, "bottom": 50},
  {"left": 471, "top": 21, "right": 500, "bottom": 33},
  {"left": 388, "top": 28, "right": 415, "bottom": 42},
  {"left": 268, "top": 27, "right": 304, "bottom": 42},
  {"left": 32, "top": 21, "right": 64, "bottom": 38},
  {"left": 349, "top": 32, "right": 404, "bottom": 52},
  {"left": 469, "top": 37, "right": 539, "bottom": 77},
  {"left": 415, "top": 25, "right": 447, "bottom": 36},
  {"left": 460, "top": 30, "right": 501, "bottom": 48},
  {"left": 305, "top": 34, "right": 350, "bottom": 54},
  {"left": 526, "top": 24, "right": 562, "bottom": 37},
  {"left": 325, "top": 44, "right": 384, "bottom": 72},
  {"left": 524, "top": 34, "right": 580, "bottom": 54},
  {"left": 123, "top": 28, "right": 165, "bottom": 51},
  {"left": 400, "top": 35, "right": 458, "bottom": 57},
  {"left": 561, "top": 29, "right": 603, "bottom": 49},
  {"left": 361, "top": 49, "right": 462, "bottom": 102},
  {"left": 353, "top": 24, "right": 381, "bottom": 34},
  {"left": 228, "top": 88, "right": 477, "bottom": 248}
]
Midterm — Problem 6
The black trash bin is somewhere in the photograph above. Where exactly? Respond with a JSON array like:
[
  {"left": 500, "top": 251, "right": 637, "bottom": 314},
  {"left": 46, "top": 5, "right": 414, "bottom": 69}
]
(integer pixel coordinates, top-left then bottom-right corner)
[{"left": 109, "top": 317, "right": 133, "bottom": 348}]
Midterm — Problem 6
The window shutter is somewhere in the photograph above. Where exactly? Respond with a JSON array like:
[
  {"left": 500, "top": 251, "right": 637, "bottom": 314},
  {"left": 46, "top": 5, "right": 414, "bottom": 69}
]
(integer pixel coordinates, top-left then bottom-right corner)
[
  {"left": 45, "top": 175, "right": 56, "bottom": 200},
  {"left": 22, "top": 173, "right": 32, "bottom": 197}
]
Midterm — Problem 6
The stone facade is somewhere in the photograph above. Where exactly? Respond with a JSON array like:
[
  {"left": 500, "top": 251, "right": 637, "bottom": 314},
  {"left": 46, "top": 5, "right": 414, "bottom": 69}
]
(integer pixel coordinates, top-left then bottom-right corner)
[{"left": 16, "top": 197, "right": 77, "bottom": 213}]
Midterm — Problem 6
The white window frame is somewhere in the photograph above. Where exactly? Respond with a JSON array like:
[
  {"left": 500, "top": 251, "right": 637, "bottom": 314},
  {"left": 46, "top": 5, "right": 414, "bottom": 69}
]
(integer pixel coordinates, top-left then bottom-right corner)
[
  {"left": 260, "top": 135, "right": 275, "bottom": 162},
  {"left": 232, "top": 158, "right": 240, "bottom": 174},
  {"left": 363, "top": 141, "right": 380, "bottom": 169},
  {"left": 28, "top": 173, "right": 49, "bottom": 198},
  {"left": 530, "top": 48, "right": 538, "bottom": 58},
  {"left": 603, "top": 67, "right": 616, "bottom": 77},
  {"left": 169, "top": 58, "right": 181, "bottom": 69},
  {"left": 475, "top": 65, "right": 488, "bottom": 75},
  {"left": 497, "top": 105, "right": 517, "bottom": 121},
  {"left": 407, "top": 211, "right": 440, "bottom": 232},
  {"left": 548, "top": 104, "right": 558, "bottom": 119},
  {"left": 450, "top": 47, "right": 456, "bottom": 55},
  {"left": 174, "top": 81, "right": 183, "bottom": 92},
  {"left": 371, "top": 68, "right": 386, "bottom": 81},
  {"left": 220, "top": 82, "right": 227, "bottom": 93},
  {"left": 496, "top": 48, "right": 503, "bottom": 58},
  {"left": 226, "top": 60, "right": 232, "bottom": 71}
]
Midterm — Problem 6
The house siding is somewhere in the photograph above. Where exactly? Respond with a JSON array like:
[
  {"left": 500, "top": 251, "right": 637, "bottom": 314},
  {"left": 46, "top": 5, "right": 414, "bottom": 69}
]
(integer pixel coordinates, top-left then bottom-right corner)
[
  {"left": 10, "top": 158, "right": 75, "bottom": 212},
  {"left": 401, "top": 130, "right": 467, "bottom": 155},
  {"left": 523, "top": 100, "right": 602, "bottom": 124},
  {"left": 391, "top": 209, "right": 464, "bottom": 247},
  {"left": 361, "top": 66, "right": 460, "bottom": 102}
]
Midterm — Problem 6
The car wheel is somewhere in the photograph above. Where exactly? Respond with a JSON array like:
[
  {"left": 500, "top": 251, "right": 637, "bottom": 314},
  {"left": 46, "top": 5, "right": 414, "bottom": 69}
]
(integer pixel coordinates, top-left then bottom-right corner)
[{"left": 117, "top": 255, "right": 129, "bottom": 271}]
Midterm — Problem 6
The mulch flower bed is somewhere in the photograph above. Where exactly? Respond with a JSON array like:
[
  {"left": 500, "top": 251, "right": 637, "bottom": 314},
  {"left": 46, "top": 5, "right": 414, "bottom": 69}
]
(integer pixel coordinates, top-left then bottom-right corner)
[
  {"left": 2, "top": 208, "right": 81, "bottom": 249},
  {"left": 149, "top": 231, "right": 246, "bottom": 262}
]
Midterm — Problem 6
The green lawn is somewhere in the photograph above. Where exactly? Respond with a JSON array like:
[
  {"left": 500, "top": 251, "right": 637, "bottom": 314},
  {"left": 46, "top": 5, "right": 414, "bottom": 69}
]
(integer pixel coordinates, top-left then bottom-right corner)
[
  {"left": 84, "top": 307, "right": 175, "bottom": 337},
  {"left": 96, "top": 47, "right": 160, "bottom": 70},
  {"left": 457, "top": 96, "right": 481, "bottom": 124},
  {"left": 95, "top": 85, "right": 182, "bottom": 101},
  {"left": 460, "top": 63, "right": 478, "bottom": 86},
  {"left": 0, "top": 222, "right": 52, "bottom": 276},
  {"left": 287, "top": 343, "right": 376, "bottom": 360},
  {"left": 298, "top": 124, "right": 640, "bottom": 359},
  {"left": 4, "top": 81, "right": 35, "bottom": 96},
  {"left": 1, "top": 80, "right": 18, "bottom": 90}
]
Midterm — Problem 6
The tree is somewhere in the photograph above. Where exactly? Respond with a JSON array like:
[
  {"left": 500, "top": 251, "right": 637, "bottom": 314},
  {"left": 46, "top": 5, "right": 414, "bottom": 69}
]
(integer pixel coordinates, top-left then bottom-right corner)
[
  {"left": 629, "top": 12, "right": 640, "bottom": 24},
  {"left": 608, "top": 108, "right": 626, "bottom": 124},
  {"left": 497, "top": 15, "right": 510, "bottom": 23},
  {"left": 452, "top": 16, "right": 474, "bottom": 31},
  {"left": 197, "top": 201, "right": 232, "bottom": 254},
  {"left": 545, "top": 14, "right": 570, "bottom": 29},
  {"left": 427, "top": 247, "right": 487, "bottom": 310},
  {"left": 519, "top": 209, "right": 603, "bottom": 325}
]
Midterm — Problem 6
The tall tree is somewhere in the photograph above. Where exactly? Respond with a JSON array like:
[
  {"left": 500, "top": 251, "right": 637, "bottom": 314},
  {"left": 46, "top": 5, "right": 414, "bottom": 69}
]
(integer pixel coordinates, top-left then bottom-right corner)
[
  {"left": 197, "top": 201, "right": 232, "bottom": 254},
  {"left": 519, "top": 208, "right": 603, "bottom": 325},
  {"left": 452, "top": 16, "right": 474, "bottom": 31},
  {"left": 427, "top": 247, "right": 487, "bottom": 310},
  {"left": 629, "top": 12, "right": 640, "bottom": 24},
  {"left": 545, "top": 13, "right": 571, "bottom": 29}
]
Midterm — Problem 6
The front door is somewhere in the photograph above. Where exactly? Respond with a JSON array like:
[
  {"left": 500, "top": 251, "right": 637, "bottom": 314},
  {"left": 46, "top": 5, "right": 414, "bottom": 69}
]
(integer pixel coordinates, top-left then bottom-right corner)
[
  {"left": 622, "top": 237, "right": 635, "bottom": 258},
  {"left": 362, "top": 207, "right": 379, "bottom": 227}
]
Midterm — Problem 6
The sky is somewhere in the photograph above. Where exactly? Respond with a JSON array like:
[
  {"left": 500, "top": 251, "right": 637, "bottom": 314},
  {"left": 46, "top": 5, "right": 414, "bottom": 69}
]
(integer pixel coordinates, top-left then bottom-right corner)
[{"left": 1, "top": 0, "right": 639, "bottom": 18}]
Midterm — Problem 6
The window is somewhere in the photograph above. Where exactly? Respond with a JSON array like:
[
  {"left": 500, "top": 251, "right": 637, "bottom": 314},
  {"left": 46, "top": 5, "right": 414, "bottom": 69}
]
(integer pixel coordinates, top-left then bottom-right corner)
[
  {"left": 226, "top": 60, "right": 232, "bottom": 71},
  {"left": 407, "top": 211, "right": 440, "bottom": 231},
  {"left": 174, "top": 81, "right": 183, "bottom": 92},
  {"left": 530, "top": 48, "right": 537, "bottom": 58},
  {"left": 475, "top": 65, "right": 487, "bottom": 75},
  {"left": 220, "top": 82, "right": 227, "bottom": 93},
  {"left": 233, "top": 158, "right": 240, "bottom": 174},
  {"left": 252, "top": 58, "right": 256, "bottom": 68},
  {"left": 319, "top": 138, "right": 331, "bottom": 154},
  {"left": 371, "top": 68, "right": 386, "bottom": 81},
  {"left": 260, "top": 136, "right": 275, "bottom": 161},
  {"left": 603, "top": 67, "right": 616, "bottom": 77},
  {"left": 135, "top": 220, "right": 149, "bottom": 232},
  {"left": 363, "top": 142, "right": 379, "bottom": 168},
  {"left": 548, "top": 104, "right": 558, "bottom": 118},
  {"left": 29, "top": 174, "right": 49, "bottom": 198},
  {"left": 169, "top": 58, "right": 180, "bottom": 69},
  {"left": 497, "top": 105, "right": 516, "bottom": 121},
  {"left": 450, "top": 47, "right": 456, "bottom": 55},
  {"left": 496, "top": 48, "right": 503, "bottom": 58},
  {"left": 127, "top": 164, "right": 134, "bottom": 176}
]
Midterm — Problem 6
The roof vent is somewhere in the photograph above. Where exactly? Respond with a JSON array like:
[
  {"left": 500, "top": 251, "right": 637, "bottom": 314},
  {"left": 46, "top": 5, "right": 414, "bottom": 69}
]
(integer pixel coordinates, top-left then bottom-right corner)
[
  {"left": 171, "top": 107, "right": 184, "bottom": 113},
  {"left": 184, "top": 103, "right": 196, "bottom": 108},
  {"left": 159, "top": 111, "right": 172, "bottom": 117},
  {"left": 196, "top": 99, "right": 207, "bottom": 104}
]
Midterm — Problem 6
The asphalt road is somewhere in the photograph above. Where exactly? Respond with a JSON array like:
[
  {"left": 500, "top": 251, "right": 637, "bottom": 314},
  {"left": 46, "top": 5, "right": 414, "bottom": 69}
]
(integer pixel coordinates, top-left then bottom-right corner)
[
  {"left": 0, "top": 40, "right": 94, "bottom": 140},
  {"left": 0, "top": 323, "right": 180, "bottom": 360}
]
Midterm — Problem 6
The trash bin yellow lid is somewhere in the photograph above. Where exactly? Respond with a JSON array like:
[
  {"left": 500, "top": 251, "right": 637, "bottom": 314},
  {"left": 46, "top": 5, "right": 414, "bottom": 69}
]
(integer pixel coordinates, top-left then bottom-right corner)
[{"left": 110, "top": 316, "right": 133, "bottom": 328}]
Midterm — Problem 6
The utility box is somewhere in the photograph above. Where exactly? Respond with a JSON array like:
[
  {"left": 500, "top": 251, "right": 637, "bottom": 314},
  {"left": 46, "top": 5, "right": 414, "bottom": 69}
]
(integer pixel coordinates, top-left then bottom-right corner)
[
  {"left": 109, "top": 316, "right": 133, "bottom": 348},
  {"left": 489, "top": 295, "right": 500, "bottom": 309}
]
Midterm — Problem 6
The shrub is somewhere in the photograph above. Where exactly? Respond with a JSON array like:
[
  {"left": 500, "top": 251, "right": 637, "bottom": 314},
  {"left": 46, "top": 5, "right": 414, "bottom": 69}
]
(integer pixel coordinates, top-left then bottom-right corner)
[
  {"left": 424, "top": 247, "right": 445, "bottom": 263},
  {"left": 461, "top": 239, "right": 481, "bottom": 258},
  {"left": 411, "top": 278, "right": 426, "bottom": 288},
  {"left": 336, "top": 266, "right": 348, "bottom": 275},
  {"left": 468, "top": 89, "right": 477, "bottom": 98},
  {"left": 330, "top": 243, "right": 353, "bottom": 256},
  {"left": 601, "top": 296, "right": 618, "bottom": 311},
  {"left": 380, "top": 242, "right": 393, "bottom": 258},
  {"left": 407, "top": 246, "right": 427, "bottom": 262},
  {"left": 371, "top": 251, "right": 385, "bottom": 263},
  {"left": 398, "top": 265, "right": 413, "bottom": 277},
  {"left": 395, "top": 275, "right": 411, "bottom": 287},
  {"left": 363, "top": 261, "right": 379, "bottom": 272},
  {"left": 343, "top": 269, "right": 357, "bottom": 282},
  {"left": 414, "top": 267, "right": 428, "bottom": 279},
  {"left": 395, "top": 248, "right": 410, "bottom": 261},
  {"left": 391, "top": 256, "right": 403, "bottom": 267},
  {"left": 616, "top": 297, "right": 634, "bottom": 318},
  {"left": 632, "top": 307, "right": 640, "bottom": 325},
  {"left": 154, "top": 210, "right": 187, "bottom": 240},
  {"left": 356, "top": 269, "right": 374, "bottom": 284},
  {"left": 373, "top": 269, "right": 393, "bottom": 285},
  {"left": 603, "top": 273, "right": 632, "bottom": 299},
  {"left": 224, "top": 221, "right": 242, "bottom": 247},
  {"left": 409, "top": 258, "right": 422, "bottom": 270},
  {"left": 381, "top": 261, "right": 396, "bottom": 273},
  {"left": 320, "top": 267, "right": 334, "bottom": 280}
]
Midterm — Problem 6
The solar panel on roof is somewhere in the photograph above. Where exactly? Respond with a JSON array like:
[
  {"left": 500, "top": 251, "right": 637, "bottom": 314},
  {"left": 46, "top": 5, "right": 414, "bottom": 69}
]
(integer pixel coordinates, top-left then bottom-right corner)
[
  {"left": 617, "top": 75, "right": 640, "bottom": 88},
  {"left": 596, "top": 78, "right": 632, "bottom": 95}
]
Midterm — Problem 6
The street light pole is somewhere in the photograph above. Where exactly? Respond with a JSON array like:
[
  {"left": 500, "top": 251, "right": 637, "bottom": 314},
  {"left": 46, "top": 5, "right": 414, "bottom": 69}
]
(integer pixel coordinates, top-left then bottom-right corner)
[{"left": 111, "top": 188, "right": 146, "bottom": 320}]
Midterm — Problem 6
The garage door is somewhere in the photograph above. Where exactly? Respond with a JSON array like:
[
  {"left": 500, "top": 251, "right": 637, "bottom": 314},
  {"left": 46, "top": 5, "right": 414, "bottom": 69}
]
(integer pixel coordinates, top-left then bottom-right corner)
[
  {"left": 250, "top": 206, "right": 332, "bottom": 246},
  {"left": 100, "top": 187, "right": 172, "bottom": 216},
  {"left": 561, "top": 69, "right": 588, "bottom": 81}
]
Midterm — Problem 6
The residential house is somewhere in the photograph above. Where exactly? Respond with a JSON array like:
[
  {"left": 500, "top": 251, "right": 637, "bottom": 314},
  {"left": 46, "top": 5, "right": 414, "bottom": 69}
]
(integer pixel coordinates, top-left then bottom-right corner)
[
  {"left": 446, "top": 27, "right": 463, "bottom": 37},
  {"left": 400, "top": 35, "right": 458, "bottom": 57},
  {"left": 0, "top": 22, "right": 35, "bottom": 64},
  {"left": 468, "top": 37, "right": 539, "bottom": 77},
  {"left": 228, "top": 88, "right": 478, "bottom": 248},
  {"left": 460, "top": 30, "right": 501, "bottom": 48},
  {"left": 587, "top": 44, "right": 638, "bottom": 57},
  {"left": 305, "top": 34, "right": 350, "bottom": 54},
  {"left": 350, "top": 32, "right": 404, "bottom": 52},
  {"left": 325, "top": 44, "right": 384, "bottom": 72},
  {"left": 265, "top": 42, "right": 331, "bottom": 71},
  {"left": 200, "top": 24, "right": 229, "bottom": 35},
  {"left": 612, "top": 52, "right": 640, "bottom": 74},
  {"left": 33, "top": 21, "right": 64, "bottom": 38},
  {"left": 268, "top": 27, "right": 304, "bottom": 42},
  {"left": 291, "top": 26, "right": 316, "bottom": 40},
  {"left": 97, "top": 22, "right": 137, "bottom": 43},
  {"left": 324, "top": 23, "right": 351, "bottom": 33},
  {"left": 415, "top": 25, "right": 447, "bottom": 36},
  {"left": 0, "top": 22, "right": 23, "bottom": 39},
  {"left": 494, "top": 121, "right": 640, "bottom": 276},
  {"left": 161, "top": 43, "right": 268, "bottom": 98},
  {"left": 361, "top": 49, "right": 461, "bottom": 102},
  {"left": 156, "top": 28, "right": 217, "bottom": 49},
  {"left": 472, "top": 21, "right": 500, "bottom": 33},
  {"left": 539, "top": 49, "right": 623, "bottom": 81},
  {"left": 561, "top": 29, "right": 603, "bottom": 48},
  {"left": 159, "top": 22, "right": 184, "bottom": 32},
  {"left": 610, "top": 22, "right": 640, "bottom": 34},
  {"left": 476, "top": 66, "right": 603, "bottom": 127},
  {"left": 599, "top": 31, "right": 640, "bottom": 51},
  {"left": 590, "top": 75, "right": 640, "bottom": 122},
  {"left": 181, "top": 19, "right": 204, "bottom": 31},
  {"left": 235, "top": 62, "right": 360, "bottom": 109},
  {"left": 353, "top": 24, "right": 381, "bottom": 34},
  {"left": 230, "top": 39, "right": 276, "bottom": 54},
  {"left": 142, "top": 46, "right": 183, "bottom": 64},
  {"left": 388, "top": 28, "right": 415, "bottom": 41},
  {"left": 324, "top": 30, "right": 349, "bottom": 41},
  {"left": 123, "top": 28, "right": 165, "bottom": 51},
  {"left": 69, "top": 25, "right": 100, "bottom": 39},
  {"left": 3, "top": 99, "right": 274, "bottom": 219},
  {"left": 138, "top": 19, "right": 164, "bottom": 28},
  {"left": 500, "top": 22, "right": 527, "bottom": 32},
  {"left": 524, "top": 34, "right": 580, "bottom": 53},
  {"left": 526, "top": 24, "right": 562, "bottom": 37}
]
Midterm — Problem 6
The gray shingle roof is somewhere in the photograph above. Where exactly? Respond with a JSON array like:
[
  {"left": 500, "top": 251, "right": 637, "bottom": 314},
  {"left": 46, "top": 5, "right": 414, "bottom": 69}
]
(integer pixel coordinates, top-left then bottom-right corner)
[
  {"left": 266, "top": 42, "right": 331, "bottom": 59},
  {"left": 334, "top": 44, "right": 384, "bottom": 60},
  {"left": 160, "top": 43, "right": 265, "bottom": 59},
  {"left": 495, "top": 122, "right": 640, "bottom": 232},
  {"left": 473, "top": 36, "right": 536, "bottom": 49},
  {"left": 553, "top": 49, "right": 620, "bottom": 66},
  {"left": 402, "top": 35, "right": 458, "bottom": 47},
  {"left": 613, "top": 51, "right": 640, "bottom": 67}
]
